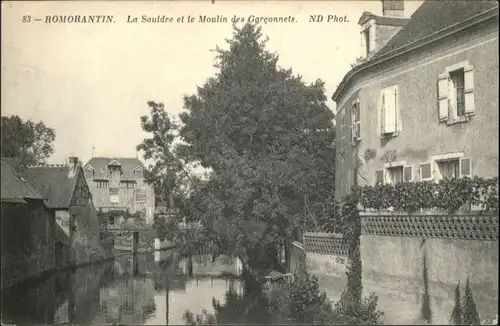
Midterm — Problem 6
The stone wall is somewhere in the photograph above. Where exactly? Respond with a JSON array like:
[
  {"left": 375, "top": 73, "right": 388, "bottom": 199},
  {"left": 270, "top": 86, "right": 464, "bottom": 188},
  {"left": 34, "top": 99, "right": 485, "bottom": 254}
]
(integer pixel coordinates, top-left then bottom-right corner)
[
  {"left": 360, "top": 210, "right": 499, "bottom": 325},
  {"left": 1, "top": 201, "right": 55, "bottom": 288}
]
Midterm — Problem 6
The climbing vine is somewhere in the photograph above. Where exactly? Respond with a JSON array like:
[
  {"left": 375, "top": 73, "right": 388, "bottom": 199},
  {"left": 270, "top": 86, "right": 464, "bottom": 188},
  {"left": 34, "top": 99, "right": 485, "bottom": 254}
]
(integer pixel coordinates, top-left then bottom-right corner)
[{"left": 357, "top": 177, "right": 498, "bottom": 213}]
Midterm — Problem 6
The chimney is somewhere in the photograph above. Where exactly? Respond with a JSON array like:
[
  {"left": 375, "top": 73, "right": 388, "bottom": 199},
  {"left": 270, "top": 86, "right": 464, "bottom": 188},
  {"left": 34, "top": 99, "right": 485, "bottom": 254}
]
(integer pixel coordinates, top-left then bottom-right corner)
[
  {"left": 69, "top": 156, "right": 78, "bottom": 167},
  {"left": 68, "top": 156, "right": 79, "bottom": 178},
  {"left": 381, "top": 0, "right": 404, "bottom": 17}
]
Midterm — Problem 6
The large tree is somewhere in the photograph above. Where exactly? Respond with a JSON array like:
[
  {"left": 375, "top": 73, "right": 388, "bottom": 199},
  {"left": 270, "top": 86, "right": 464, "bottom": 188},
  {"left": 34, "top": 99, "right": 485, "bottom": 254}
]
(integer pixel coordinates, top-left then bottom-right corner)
[
  {"left": 138, "top": 23, "right": 335, "bottom": 278},
  {"left": 1, "top": 115, "right": 56, "bottom": 168}
]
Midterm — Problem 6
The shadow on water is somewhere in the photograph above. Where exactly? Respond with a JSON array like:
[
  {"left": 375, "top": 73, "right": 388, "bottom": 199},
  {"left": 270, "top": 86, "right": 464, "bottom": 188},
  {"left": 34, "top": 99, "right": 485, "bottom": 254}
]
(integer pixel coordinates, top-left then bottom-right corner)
[{"left": 0, "top": 251, "right": 249, "bottom": 326}]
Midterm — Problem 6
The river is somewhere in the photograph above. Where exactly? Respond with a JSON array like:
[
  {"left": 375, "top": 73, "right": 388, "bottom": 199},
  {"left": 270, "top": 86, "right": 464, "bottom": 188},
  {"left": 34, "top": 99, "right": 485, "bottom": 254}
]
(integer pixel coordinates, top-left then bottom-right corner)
[{"left": 0, "top": 250, "right": 267, "bottom": 325}]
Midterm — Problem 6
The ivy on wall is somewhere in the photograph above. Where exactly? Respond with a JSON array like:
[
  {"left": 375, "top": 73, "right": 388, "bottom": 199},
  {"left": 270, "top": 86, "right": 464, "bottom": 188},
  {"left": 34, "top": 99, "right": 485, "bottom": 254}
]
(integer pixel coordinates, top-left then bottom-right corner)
[{"left": 357, "top": 177, "right": 499, "bottom": 213}]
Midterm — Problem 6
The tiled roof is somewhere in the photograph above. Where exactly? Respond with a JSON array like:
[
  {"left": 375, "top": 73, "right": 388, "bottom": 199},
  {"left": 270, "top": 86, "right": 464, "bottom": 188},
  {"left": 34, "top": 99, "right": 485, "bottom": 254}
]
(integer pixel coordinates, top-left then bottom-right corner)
[
  {"left": 373, "top": 0, "right": 499, "bottom": 59},
  {"left": 1, "top": 159, "right": 43, "bottom": 204},
  {"left": 83, "top": 157, "right": 146, "bottom": 180},
  {"left": 23, "top": 165, "right": 79, "bottom": 209},
  {"left": 332, "top": 0, "right": 498, "bottom": 102}
]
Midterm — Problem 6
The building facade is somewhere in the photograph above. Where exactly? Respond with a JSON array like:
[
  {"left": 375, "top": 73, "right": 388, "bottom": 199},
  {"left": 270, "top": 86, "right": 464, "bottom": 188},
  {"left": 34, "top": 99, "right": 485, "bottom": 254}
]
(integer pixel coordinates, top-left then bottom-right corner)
[
  {"left": 333, "top": 0, "right": 499, "bottom": 200},
  {"left": 83, "top": 157, "right": 155, "bottom": 225}
]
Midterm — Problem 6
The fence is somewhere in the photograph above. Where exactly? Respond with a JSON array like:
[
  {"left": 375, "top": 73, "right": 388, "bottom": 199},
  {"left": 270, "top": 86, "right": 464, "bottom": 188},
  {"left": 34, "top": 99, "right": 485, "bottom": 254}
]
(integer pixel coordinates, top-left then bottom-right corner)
[
  {"left": 303, "top": 232, "right": 348, "bottom": 257},
  {"left": 360, "top": 210, "right": 499, "bottom": 240}
]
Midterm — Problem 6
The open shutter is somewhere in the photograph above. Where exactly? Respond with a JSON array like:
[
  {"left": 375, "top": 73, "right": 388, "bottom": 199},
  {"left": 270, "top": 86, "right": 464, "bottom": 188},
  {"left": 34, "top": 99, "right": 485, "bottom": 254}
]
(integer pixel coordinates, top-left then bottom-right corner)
[
  {"left": 369, "top": 25, "right": 376, "bottom": 56},
  {"left": 403, "top": 165, "right": 413, "bottom": 182},
  {"left": 459, "top": 158, "right": 472, "bottom": 178},
  {"left": 464, "top": 67, "right": 475, "bottom": 115},
  {"left": 351, "top": 105, "right": 356, "bottom": 144},
  {"left": 380, "top": 92, "right": 385, "bottom": 135},
  {"left": 437, "top": 74, "right": 449, "bottom": 121},
  {"left": 375, "top": 169, "right": 385, "bottom": 185},
  {"left": 419, "top": 162, "right": 433, "bottom": 181},
  {"left": 360, "top": 31, "right": 366, "bottom": 58},
  {"left": 355, "top": 101, "right": 361, "bottom": 140},
  {"left": 384, "top": 88, "right": 397, "bottom": 134}
]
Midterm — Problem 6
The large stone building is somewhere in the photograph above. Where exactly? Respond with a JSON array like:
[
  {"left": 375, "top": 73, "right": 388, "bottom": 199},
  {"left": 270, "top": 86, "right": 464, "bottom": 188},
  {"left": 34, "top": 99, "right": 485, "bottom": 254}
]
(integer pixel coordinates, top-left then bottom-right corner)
[
  {"left": 333, "top": 0, "right": 499, "bottom": 200},
  {"left": 83, "top": 157, "right": 155, "bottom": 225}
]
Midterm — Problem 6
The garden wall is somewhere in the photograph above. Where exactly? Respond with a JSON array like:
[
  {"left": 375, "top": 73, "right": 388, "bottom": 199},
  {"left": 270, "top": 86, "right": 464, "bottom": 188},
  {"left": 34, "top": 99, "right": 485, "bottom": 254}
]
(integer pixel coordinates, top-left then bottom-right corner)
[
  {"left": 302, "top": 232, "right": 349, "bottom": 304},
  {"left": 360, "top": 210, "right": 499, "bottom": 325}
]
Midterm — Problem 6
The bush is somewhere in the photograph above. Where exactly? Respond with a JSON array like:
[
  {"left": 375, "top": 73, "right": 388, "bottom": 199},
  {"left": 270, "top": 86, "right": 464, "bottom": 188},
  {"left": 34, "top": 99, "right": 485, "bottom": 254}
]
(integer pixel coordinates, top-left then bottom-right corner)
[
  {"left": 332, "top": 291, "right": 384, "bottom": 325},
  {"left": 266, "top": 274, "right": 335, "bottom": 324},
  {"left": 357, "top": 177, "right": 498, "bottom": 213},
  {"left": 265, "top": 273, "right": 384, "bottom": 325}
]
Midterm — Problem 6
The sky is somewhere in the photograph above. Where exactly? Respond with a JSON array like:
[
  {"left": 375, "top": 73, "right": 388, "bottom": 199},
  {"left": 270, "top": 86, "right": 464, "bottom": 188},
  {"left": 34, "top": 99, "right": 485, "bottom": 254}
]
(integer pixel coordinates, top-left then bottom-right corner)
[{"left": 1, "top": 0, "right": 423, "bottom": 165}]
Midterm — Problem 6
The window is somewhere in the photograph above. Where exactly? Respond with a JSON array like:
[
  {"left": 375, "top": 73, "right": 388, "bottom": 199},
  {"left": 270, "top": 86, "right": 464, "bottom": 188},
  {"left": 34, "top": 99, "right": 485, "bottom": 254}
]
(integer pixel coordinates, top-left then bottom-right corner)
[
  {"left": 380, "top": 85, "right": 399, "bottom": 136},
  {"left": 375, "top": 170, "right": 384, "bottom": 184},
  {"left": 85, "top": 169, "right": 94, "bottom": 179},
  {"left": 437, "top": 62, "right": 475, "bottom": 123},
  {"left": 109, "top": 216, "right": 115, "bottom": 226},
  {"left": 360, "top": 24, "right": 375, "bottom": 59},
  {"left": 136, "top": 189, "right": 146, "bottom": 203},
  {"left": 120, "top": 181, "right": 135, "bottom": 189},
  {"left": 96, "top": 180, "right": 109, "bottom": 188},
  {"left": 450, "top": 70, "right": 465, "bottom": 117},
  {"left": 436, "top": 158, "right": 472, "bottom": 180},
  {"left": 438, "top": 159, "right": 460, "bottom": 179},
  {"left": 419, "top": 162, "right": 433, "bottom": 181},
  {"left": 387, "top": 166, "right": 403, "bottom": 184},
  {"left": 363, "top": 29, "right": 370, "bottom": 57},
  {"left": 339, "top": 110, "right": 346, "bottom": 158},
  {"left": 351, "top": 100, "right": 361, "bottom": 144},
  {"left": 376, "top": 165, "right": 413, "bottom": 185},
  {"left": 109, "top": 188, "right": 119, "bottom": 204},
  {"left": 135, "top": 169, "right": 143, "bottom": 179}
]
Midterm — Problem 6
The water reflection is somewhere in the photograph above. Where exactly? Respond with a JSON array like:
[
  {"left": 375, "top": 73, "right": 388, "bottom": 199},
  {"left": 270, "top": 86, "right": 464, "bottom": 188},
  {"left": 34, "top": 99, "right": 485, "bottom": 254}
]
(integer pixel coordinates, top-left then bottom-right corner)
[{"left": 0, "top": 252, "right": 245, "bottom": 326}]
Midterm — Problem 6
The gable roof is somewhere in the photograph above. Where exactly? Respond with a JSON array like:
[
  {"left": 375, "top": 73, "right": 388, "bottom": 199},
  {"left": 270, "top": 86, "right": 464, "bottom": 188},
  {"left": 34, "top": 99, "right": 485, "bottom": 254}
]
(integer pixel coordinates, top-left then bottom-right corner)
[
  {"left": 373, "top": 0, "right": 499, "bottom": 59},
  {"left": 84, "top": 157, "right": 146, "bottom": 180},
  {"left": 332, "top": 0, "right": 499, "bottom": 102},
  {"left": 23, "top": 165, "right": 80, "bottom": 209},
  {"left": 1, "top": 159, "right": 44, "bottom": 204}
]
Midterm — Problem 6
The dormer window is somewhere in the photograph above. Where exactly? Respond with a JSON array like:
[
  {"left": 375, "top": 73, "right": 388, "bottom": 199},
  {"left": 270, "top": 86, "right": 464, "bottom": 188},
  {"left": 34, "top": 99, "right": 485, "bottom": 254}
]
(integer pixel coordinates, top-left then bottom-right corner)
[
  {"left": 363, "top": 29, "right": 371, "bottom": 57},
  {"left": 135, "top": 169, "right": 143, "bottom": 179},
  {"left": 85, "top": 168, "right": 94, "bottom": 179},
  {"left": 360, "top": 23, "right": 375, "bottom": 59}
]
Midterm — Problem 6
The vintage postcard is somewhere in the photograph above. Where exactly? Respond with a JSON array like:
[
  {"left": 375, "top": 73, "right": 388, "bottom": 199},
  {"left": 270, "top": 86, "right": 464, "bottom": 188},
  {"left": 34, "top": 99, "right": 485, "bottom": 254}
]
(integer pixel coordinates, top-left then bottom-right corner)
[{"left": 1, "top": 0, "right": 498, "bottom": 325}]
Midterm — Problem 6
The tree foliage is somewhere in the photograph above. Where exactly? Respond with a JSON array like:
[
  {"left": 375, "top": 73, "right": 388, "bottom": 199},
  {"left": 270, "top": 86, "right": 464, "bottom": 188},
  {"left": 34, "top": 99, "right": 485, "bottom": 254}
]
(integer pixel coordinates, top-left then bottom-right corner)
[
  {"left": 1, "top": 115, "right": 56, "bottom": 168},
  {"left": 138, "top": 23, "right": 335, "bottom": 275}
]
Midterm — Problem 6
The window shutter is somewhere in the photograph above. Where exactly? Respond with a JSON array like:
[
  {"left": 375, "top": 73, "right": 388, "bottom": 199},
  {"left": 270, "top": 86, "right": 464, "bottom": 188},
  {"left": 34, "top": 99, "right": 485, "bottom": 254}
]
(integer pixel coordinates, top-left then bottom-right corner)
[
  {"left": 355, "top": 102, "right": 361, "bottom": 140},
  {"left": 384, "top": 88, "right": 397, "bottom": 134},
  {"left": 403, "top": 165, "right": 413, "bottom": 182},
  {"left": 459, "top": 158, "right": 472, "bottom": 178},
  {"left": 464, "top": 67, "right": 475, "bottom": 115},
  {"left": 419, "top": 162, "right": 433, "bottom": 181},
  {"left": 369, "top": 25, "right": 376, "bottom": 55},
  {"left": 351, "top": 106, "right": 356, "bottom": 144},
  {"left": 437, "top": 74, "right": 449, "bottom": 121},
  {"left": 376, "top": 169, "right": 385, "bottom": 185},
  {"left": 360, "top": 31, "right": 366, "bottom": 58},
  {"left": 380, "top": 92, "right": 385, "bottom": 135}
]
